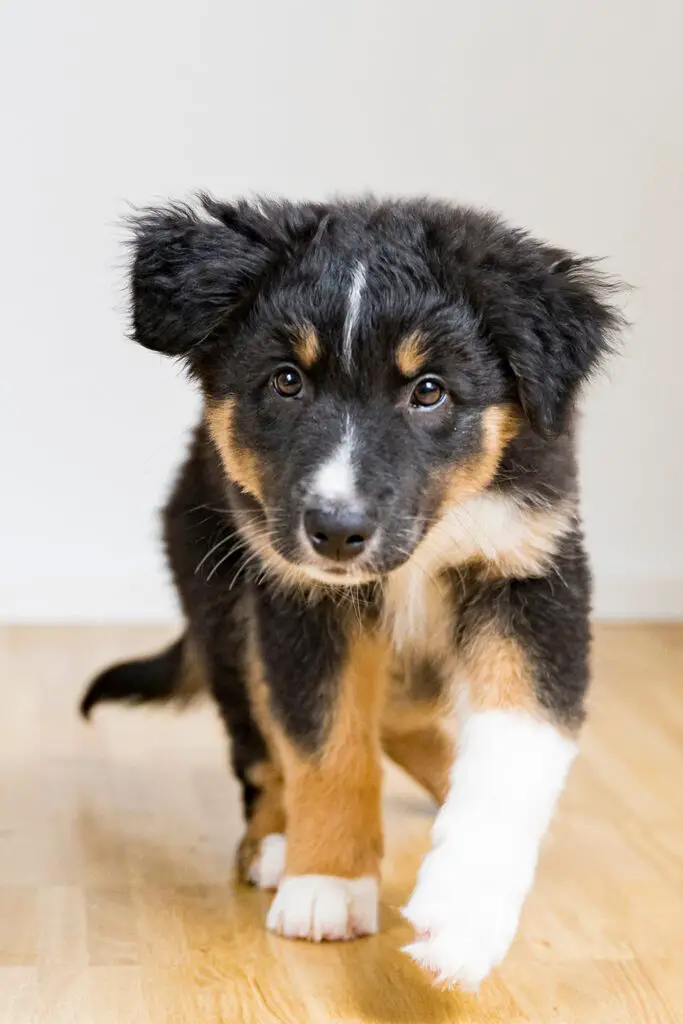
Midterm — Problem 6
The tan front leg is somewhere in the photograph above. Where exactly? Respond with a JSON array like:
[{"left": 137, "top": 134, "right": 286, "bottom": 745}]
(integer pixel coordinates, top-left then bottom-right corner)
[{"left": 265, "top": 629, "right": 390, "bottom": 942}]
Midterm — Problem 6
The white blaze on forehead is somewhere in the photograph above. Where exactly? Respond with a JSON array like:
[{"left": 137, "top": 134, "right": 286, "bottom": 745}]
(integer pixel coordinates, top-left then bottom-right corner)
[
  {"left": 342, "top": 261, "right": 367, "bottom": 372},
  {"left": 310, "top": 418, "right": 356, "bottom": 504}
]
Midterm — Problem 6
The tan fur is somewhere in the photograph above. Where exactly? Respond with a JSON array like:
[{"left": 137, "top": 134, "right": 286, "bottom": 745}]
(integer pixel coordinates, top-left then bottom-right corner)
[
  {"left": 436, "top": 403, "right": 574, "bottom": 577},
  {"left": 460, "top": 630, "right": 538, "bottom": 714},
  {"left": 409, "top": 493, "right": 574, "bottom": 584},
  {"left": 237, "top": 760, "right": 286, "bottom": 881},
  {"left": 205, "top": 399, "right": 265, "bottom": 502},
  {"left": 292, "top": 325, "right": 322, "bottom": 369},
  {"left": 442, "top": 404, "right": 520, "bottom": 506},
  {"left": 236, "top": 632, "right": 287, "bottom": 881},
  {"left": 395, "top": 331, "right": 428, "bottom": 377},
  {"left": 261, "top": 627, "right": 391, "bottom": 878},
  {"left": 383, "top": 495, "right": 574, "bottom": 656},
  {"left": 244, "top": 629, "right": 280, "bottom": 749},
  {"left": 236, "top": 513, "right": 320, "bottom": 591},
  {"left": 381, "top": 702, "right": 453, "bottom": 804},
  {"left": 382, "top": 404, "right": 527, "bottom": 650},
  {"left": 171, "top": 634, "right": 209, "bottom": 704},
  {"left": 477, "top": 501, "right": 575, "bottom": 579},
  {"left": 222, "top": 398, "right": 569, "bottom": 874}
]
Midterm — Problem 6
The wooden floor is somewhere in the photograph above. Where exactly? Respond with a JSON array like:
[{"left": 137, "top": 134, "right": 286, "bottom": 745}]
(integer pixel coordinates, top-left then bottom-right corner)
[{"left": 0, "top": 625, "right": 681, "bottom": 1023}]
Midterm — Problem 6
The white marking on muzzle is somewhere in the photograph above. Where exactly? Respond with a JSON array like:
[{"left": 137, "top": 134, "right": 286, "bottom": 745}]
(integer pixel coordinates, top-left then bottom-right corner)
[
  {"left": 342, "top": 262, "right": 367, "bottom": 372},
  {"left": 310, "top": 419, "right": 357, "bottom": 504}
]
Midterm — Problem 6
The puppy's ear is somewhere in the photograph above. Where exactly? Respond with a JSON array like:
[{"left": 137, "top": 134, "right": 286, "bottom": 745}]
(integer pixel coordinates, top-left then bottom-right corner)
[
  {"left": 129, "top": 197, "right": 284, "bottom": 356},
  {"left": 436, "top": 208, "right": 623, "bottom": 437},
  {"left": 489, "top": 248, "right": 622, "bottom": 436}
]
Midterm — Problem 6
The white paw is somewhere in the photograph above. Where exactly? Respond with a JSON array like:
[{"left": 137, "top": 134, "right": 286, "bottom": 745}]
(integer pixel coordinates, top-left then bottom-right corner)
[
  {"left": 266, "top": 874, "right": 379, "bottom": 941},
  {"left": 247, "top": 833, "right": 287, "bottom": 891},
  {"left": 402, "top": 843, "right": 528, "bottom": 990}
]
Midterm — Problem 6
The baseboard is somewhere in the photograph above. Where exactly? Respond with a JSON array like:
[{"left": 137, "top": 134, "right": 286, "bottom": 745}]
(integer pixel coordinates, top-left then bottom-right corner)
[{"left": 1, "top": 574, "right": 682, "bottom": 622}]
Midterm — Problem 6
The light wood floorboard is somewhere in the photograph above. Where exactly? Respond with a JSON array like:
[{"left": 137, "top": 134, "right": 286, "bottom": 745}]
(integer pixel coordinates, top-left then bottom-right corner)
[{"left": 0, "top": 624, "right": 681, "bottom": 1022}]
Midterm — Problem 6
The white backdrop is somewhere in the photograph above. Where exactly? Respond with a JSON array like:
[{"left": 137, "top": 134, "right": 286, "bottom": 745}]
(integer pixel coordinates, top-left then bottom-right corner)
[{"left": 1, "top": 0, "right": 681, "bottom": 620}]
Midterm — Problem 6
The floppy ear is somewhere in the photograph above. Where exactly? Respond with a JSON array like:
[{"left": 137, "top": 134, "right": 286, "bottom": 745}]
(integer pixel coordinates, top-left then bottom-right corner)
[
  {"left": 490, "top": 249, "right": 622, "bottom": 436},
  {"left": 129, "top": 197, "right": 284, "bottom": 356},
  {"left": 426, "top": 206, "right": 623, "bottom": 436}
]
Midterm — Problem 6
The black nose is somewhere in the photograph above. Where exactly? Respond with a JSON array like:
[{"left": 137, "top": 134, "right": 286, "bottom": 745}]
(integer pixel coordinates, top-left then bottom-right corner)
[{"left": 303, "top": 506, "right": 376, "bottom": 562}]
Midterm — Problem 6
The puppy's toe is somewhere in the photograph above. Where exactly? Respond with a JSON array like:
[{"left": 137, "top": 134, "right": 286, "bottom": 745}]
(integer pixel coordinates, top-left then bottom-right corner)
[
  {"left": 246, "top": 833, "right": 287, "bottom": 891},
  {"left": 402, "top": 844, "right": 523, "bottom": 989},
  {"left": 266, "top": 875, "right": 379, "bottom": 941}
]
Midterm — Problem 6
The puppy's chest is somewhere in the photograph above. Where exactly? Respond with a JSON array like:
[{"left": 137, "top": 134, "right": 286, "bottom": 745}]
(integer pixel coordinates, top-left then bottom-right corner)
[{"left": 381, "top": 569, "right": 459, "bottom": 703}]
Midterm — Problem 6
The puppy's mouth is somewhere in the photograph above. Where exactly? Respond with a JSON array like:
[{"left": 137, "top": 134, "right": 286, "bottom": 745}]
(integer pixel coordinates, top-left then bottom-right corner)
[
  {"left": 236, "top": 501, "right": 426, "bottom": 588},
  {"left": 295, "top": 559, "right": 381, "bottom": 587},
  {"left": 292, "top": 515, "right": 428, "bottom": 587},
  {"left": 294, "top": 523, "right": 384, "bottom": 586}
]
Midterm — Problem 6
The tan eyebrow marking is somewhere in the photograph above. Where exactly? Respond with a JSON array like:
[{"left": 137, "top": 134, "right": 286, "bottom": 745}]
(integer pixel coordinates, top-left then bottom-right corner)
[
  {"left": 396, "top": 332, "right": 429, "bottom": 378},
  {"left": 292, "top": 325, "right": 322, "bottom": 369}
]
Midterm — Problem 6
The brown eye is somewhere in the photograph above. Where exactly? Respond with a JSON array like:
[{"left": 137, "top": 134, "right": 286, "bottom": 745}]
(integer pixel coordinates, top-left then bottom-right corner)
[
  {"left": 272, "top": 366, "right": 303, "bottom": 398},
  {"left": 411, "top": 377, "right": 446, "bottom": 409}
]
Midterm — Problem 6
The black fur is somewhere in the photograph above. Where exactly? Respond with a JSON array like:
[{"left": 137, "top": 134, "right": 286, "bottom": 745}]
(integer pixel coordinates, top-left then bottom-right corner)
[
  {"left": 81, "top": 193, "right": 621, "bottom": 824},
  {"left": 81, "top": 638, "right": 185, "bottom": 718}
]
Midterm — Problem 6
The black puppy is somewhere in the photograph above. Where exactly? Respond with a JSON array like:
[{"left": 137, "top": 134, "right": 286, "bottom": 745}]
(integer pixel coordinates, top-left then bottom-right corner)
[{"left": 81, "top": 196, "right": 619, "bottom": 988}]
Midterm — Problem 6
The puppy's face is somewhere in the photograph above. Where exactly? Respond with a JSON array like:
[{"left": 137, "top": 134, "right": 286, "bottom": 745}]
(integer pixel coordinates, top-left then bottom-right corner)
[
  {"left": 131, "top": 197, "right": 618, "bottom": 586},
  {"left": 203, "top": 277, "right": 513, "bottom": 585}
]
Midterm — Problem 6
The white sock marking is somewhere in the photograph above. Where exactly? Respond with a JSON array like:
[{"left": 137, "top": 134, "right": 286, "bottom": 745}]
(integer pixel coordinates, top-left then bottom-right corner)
[
  {"left": 342, "top": 262, "right": 367, "bottom": 372},
  {"left": 267, "top": 875, "right": 379, "bottom": 941},
  {"left": 248, "top": 833, "right": 287, "bottom": 891},
  {"left": 403, "top": 709, "right": 577, "bottom": 989}
]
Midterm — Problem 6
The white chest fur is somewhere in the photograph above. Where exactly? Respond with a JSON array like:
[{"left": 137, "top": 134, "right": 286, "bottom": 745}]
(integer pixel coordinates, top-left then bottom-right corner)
[{"left": 383, "top": 491, "right": 573, "bottom": 655}]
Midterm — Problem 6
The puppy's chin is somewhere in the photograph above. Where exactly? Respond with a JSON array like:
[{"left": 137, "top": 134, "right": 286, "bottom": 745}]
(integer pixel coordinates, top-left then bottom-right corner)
[
  {"left": 255, "top": 536, "right": 382, "bottom": 588},
  {"left": 296, "top": 562, "right": 380, "bottom": 588}
]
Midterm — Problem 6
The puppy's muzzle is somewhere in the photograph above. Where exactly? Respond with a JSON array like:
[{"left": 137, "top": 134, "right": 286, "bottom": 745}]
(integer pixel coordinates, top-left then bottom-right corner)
[{"left": 303, "top": 503, "right": 377, "bottom": 563}]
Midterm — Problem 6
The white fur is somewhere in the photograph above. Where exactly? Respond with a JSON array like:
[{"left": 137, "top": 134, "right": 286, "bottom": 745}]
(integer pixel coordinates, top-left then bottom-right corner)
[
  {"left": 385, "top": 571, "right": 454, "bottom": 659},
  {"left": 416, "top": 492, "right": 573, "bottom": 573},
  {"left": 384, "top": 494, "right": 573, "bottom": 652},
  {"left": 437, "top": 493, "right": 573, "bottom": 567},
  {"left": 310, "top": 419, "right": 356, "bottom": 504},
  {"left": 267, "top": 875, "right": 379, "bottom": 941},
  {"left": 248, "top": 833, "right": 287, "bottom": 891},
  {"left": 403, "top": 709, "right": 577, "bottom": 989},
  {"left": 342, "top": 262, "right": 367, "bottom": 371}
]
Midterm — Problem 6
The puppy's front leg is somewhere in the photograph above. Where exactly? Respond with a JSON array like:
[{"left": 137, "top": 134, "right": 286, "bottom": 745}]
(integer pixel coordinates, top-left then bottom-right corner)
[
  {"left": 252, "top": 591, "right": 389, "bottom": 942},
  {"left": 403, "top": 568, "right": 588, "bottom": 988}
]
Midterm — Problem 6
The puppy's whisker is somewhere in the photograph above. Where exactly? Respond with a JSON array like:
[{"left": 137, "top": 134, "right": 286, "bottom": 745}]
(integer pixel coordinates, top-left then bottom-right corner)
[
  {"left": 204, "top": 526, "right": 274, "bottom": 582},
  {"left": 194, "top": 529, "right": 244, "bottom": 575},
  {"left": 195, "top": 521, "right": 273, "bottom": 577},
  {"left": 226, "top": 543, "right": 272, "bottom": 590}
]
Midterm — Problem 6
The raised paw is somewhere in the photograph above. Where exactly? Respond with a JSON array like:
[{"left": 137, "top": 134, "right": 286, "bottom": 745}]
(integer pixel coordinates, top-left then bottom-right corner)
[
  {"left": 266, "top": 874, "right": 379, "bottom": 941},
  {"left": 401, "top": 845, "right": 526, "bottom": 990}
]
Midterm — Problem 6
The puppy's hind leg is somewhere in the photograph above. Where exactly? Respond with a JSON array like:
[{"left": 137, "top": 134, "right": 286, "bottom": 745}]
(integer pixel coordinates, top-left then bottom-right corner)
[{"left": 382, "top": 711, "right": 454, "bottom": 805}]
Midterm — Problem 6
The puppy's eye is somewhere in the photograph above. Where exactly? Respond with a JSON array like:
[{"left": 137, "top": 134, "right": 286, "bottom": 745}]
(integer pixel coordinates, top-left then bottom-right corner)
[
  {"left": 410, "top": 377, "right": 446, "bottom": 409},
  {"left": 271, "top": 366, "right": 303, "bottom": 398}
]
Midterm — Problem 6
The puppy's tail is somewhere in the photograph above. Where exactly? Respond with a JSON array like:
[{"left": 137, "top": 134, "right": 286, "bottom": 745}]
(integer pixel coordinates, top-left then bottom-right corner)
[{"left": 80, "top": 635, "right": 206, "bottom": 719}]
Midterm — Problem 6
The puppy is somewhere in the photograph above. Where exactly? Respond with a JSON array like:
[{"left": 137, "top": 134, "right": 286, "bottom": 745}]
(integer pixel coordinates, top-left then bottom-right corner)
[{"left": 81, "top": 195, "right": 620, "bottom": 989}]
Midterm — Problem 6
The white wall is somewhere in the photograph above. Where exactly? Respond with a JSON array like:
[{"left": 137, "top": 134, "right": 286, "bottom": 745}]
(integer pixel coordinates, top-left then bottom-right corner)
[{"left": 1, "top": 0, "right": 681, "bottom": 621}]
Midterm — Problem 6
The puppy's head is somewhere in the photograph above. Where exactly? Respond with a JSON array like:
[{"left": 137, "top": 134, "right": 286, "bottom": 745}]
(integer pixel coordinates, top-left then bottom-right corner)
[{"left": 131, "top": 196, "right": 619, "bottom": 585}]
